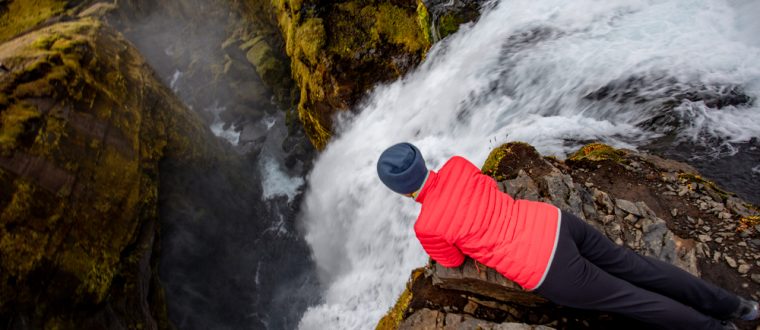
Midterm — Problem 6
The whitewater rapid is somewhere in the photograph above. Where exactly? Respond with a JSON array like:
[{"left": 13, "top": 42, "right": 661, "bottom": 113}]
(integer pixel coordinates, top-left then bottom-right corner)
[{"left": 298, "top": 0, "right": 760, "bottom": 328}]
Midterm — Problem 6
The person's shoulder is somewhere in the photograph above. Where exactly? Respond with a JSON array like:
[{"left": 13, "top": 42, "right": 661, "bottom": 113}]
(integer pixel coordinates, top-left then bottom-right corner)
[{"left": 442, "top": 156, "right": 478, "bottom": 170}]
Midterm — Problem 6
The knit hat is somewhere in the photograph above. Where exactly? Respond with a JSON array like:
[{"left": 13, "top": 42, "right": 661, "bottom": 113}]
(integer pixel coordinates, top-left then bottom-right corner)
[{"left": 377, "top": 142, "right": 428, "bottom": 194}]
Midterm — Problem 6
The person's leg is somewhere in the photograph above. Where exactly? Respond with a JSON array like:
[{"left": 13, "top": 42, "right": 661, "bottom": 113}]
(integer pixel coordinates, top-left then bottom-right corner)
[
  {"left": 535, "top": 213, "right": 727, "bottom": 330},
  {"left": 559, "top": 211, "right": 740, "bottom": 319}
]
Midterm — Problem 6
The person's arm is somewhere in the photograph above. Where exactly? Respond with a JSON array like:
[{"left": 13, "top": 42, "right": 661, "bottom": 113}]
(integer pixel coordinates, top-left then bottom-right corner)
[{"left": 416, "top": 232, "right": 465, "bottom": 268}]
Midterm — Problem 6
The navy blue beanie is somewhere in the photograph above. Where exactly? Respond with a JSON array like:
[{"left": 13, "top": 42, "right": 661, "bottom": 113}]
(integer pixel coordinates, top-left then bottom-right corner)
[{"left": 377, "top": 142, "right": 428, "bottom": 194}]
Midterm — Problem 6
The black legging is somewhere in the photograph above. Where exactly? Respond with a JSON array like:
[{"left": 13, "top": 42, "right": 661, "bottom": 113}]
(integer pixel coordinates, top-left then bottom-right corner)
[{"left": 534, "top": 211, "right": 740, "bottom": 330}]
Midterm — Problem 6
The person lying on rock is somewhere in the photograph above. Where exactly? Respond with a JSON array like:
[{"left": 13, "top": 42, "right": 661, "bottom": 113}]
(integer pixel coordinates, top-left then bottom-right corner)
[{"left": 376, "top": 142, "right": 759, "bottom": 330}]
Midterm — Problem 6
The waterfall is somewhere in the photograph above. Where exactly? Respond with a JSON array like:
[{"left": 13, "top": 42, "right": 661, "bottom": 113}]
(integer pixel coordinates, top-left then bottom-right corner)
[{"left": 298, "top": 0, "right": 760, "bottom": 328}]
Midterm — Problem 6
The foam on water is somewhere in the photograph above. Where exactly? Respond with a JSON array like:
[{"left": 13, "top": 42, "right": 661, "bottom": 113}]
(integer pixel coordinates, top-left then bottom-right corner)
[
  {"left": 206, "top": 102, "right": 242, "bottom": 145},
  {"left": 298, "top": 0, "right": 760, "bottom": 328},
  {"left": 260, "top": 156, "right": 304, "bottom": 203}
]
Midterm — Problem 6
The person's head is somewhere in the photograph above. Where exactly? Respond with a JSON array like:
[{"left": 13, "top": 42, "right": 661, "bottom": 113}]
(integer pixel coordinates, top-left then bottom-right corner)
[{"left": 377, "top": 142, "right": 428, "bottom": 197}]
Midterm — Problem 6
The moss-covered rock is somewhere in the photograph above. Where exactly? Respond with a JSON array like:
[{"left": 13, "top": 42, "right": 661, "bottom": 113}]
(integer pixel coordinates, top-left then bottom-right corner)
[
  {"left": 267, "top": 0, "right": 432, "bottom": 149},
  {"left": 482, "top": 142, "right": 553, "bottom": 182},
  {"left": 567, "top": 142, "right": 626, "bottom": 163},
  {"left": 376, "top": 268, "right": 426, "bottom": 330},
  {"left": 425, "top": 0, "right": 482, "bottom": 41},
  {"left": 0, "top": 17, "right": 212, "bottom": 328}
]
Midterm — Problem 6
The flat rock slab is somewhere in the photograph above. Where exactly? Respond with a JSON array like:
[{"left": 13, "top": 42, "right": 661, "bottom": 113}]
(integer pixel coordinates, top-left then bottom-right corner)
[{"left": 432, "top": 259, "right": 548, "bottom": 306}]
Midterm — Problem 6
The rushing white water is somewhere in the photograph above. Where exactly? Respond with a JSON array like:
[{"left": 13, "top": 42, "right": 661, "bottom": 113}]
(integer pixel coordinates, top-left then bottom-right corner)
[
  {"left": 207, "top": 103, "right": 242, "bottom": 145},
  {"left": 298, "top": 0, "right": 760, "bottom": 328}
]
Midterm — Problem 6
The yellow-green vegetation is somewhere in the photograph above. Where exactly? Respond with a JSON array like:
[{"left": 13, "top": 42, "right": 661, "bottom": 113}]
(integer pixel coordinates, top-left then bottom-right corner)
[
  {"left": 0, "top": 17, "right": 210, "bottom": 324},
  {"left": 0, "top": 102, "right": 40, "bottom": 154},
  {"left": 376, "top": 268, "right": 425, "bottom": 330},
  {"left": 374, "top": 3, "right": 429, "bottom": 53},
  {"left": 737, "top": 215, "right": 760, "bottom": 233},
  {"left": 269, "top": 0, "right": 431, "bottom": 149},
  {"left": 438, "top": 13, "right": 463, "bottom": 39},
  {"left": 481, "top": 142, "right": 535, "bottom": 181},
  {"left": 568, "top": 142, "right": 626, "bottom": 163},
  {"left": 295, "top": 18, "right": 326, "bottom": 64},
  {"left": 0, "top": 0, "right": 70, "bottom": 42},
  {"left": 677, "top": 173, "right": 732, "bottom": 200},
  {"left": 416, "top": 0, "right": 432, "bottom": 45},
  {"left": 482, "top": 143, "right": 513, "bottom": 181}
]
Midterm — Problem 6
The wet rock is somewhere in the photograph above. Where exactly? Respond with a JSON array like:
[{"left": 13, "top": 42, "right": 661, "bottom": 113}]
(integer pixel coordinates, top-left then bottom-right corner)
[{"left": 268, "top": 1, "right": 432, "bottom": 149}]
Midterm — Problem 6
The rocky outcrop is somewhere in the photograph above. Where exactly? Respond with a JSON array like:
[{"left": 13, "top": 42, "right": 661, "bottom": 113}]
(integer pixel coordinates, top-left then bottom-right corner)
[
  {"left": 379, "top": 142, "right": 760, "bottom": 330},
  {"left": 0, "top": 16, "right": 217, "bottom": 329},
  {"left": 268, "top": 0, "right": 432, "bottom": 149}
]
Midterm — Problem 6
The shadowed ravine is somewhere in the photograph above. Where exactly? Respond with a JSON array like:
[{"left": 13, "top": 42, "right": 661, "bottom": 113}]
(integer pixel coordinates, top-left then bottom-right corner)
[{"left": 108, "top": 1, "right": 319, "bottom": 329}]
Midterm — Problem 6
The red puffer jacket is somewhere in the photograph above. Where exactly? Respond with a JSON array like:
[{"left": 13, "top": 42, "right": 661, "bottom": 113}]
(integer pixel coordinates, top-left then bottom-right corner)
[{"left": 414, "top": 156, "right": 560, "bottom": 290}]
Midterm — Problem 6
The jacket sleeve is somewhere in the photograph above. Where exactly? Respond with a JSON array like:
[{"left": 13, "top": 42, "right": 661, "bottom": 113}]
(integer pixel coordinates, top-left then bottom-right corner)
[{"left": 416, "top": 232, "right": 465, "bottom": 268}]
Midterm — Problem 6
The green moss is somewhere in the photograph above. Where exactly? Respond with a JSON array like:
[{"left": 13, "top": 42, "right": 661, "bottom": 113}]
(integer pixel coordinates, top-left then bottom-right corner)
[
  {"left": 416, "top": 1, "right": 431, "bottom": 46},
  {"left": 32, "top": 33, "right": 59, "bottom": 49},
  {"left": 0, "top": 182, "right": 48, "bottom": 277},
  {"left": 269, "top": 0, "right": 430, "bottom": 149},
  {"left": 374, "top": 3, "right": 428, "bottom": 53},
  {"left": 295, "top": 18, "right": 325, "bottom": 65},
  {"left": 568, "top": 143, "right": 625, "bottom": 163},
  {"left": 376, "top": 268, "right": 425, "bottom": 330},
  {"left": 677, "top": 173, "right": 733, "bottom": 200},
  {"left": 0, "top": 101, "right": 41, "bottom": 152},
  {"left": 438, "top": 13, "right": 463, "bottom": 39},
  {"left": 482, "top": 144, "right": 510, "bottom": 181},
  {"left": 0, "top": 0, "right": 69, "bottom": 42}
]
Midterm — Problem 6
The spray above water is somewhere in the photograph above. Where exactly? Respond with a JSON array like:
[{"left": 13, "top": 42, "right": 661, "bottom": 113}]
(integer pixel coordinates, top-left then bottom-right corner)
[{"left": 298, "top": 0, "right": 760, "bottom": 329}]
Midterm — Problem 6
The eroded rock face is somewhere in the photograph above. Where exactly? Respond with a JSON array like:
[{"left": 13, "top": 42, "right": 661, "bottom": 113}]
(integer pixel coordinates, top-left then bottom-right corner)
[
  {"left": 381, "top": 142, "right": 760, "bottom": 330},
  {"left": 267, "top": 0, "right": 432, "bottom": 149},
  {"left": 0, "top": 18, "right": 212, "bottom": 329}
]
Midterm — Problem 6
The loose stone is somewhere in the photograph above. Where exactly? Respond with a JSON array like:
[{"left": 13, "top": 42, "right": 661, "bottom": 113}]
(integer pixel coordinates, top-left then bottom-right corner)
[
  {"left": 615, "top": 199, "right": 642, "bottom": 216},
  {"left": 738, "top": 264, "right": 751, "bottom": 274},
  {"left": 725, "top": 256, "right": 738, "bottom": 268},
  {"left": 698, "top": 235, "right": 712, "bottom": 243},
  {"left": 671, "top": 208, "right": 678, "bottom": 217}
]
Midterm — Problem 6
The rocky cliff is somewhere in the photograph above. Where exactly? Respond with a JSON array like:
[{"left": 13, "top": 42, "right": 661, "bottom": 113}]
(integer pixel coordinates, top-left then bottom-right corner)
[
  {"left": 0, "top": 8, "right": 222, "bottom": 329},
  {"left": 378, "top": 143, "right": 760, "bottom": 330}
]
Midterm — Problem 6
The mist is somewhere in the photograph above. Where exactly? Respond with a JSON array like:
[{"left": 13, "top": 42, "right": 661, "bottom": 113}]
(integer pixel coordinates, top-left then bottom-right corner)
[{"left": 106, "top": 0, "right": 320, "bottom": 328}]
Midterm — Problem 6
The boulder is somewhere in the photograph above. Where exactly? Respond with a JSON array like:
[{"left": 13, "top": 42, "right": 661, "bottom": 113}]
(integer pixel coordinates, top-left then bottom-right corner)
[{"left": 0, "top": 17, "right": 213, "bottom": 329}]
